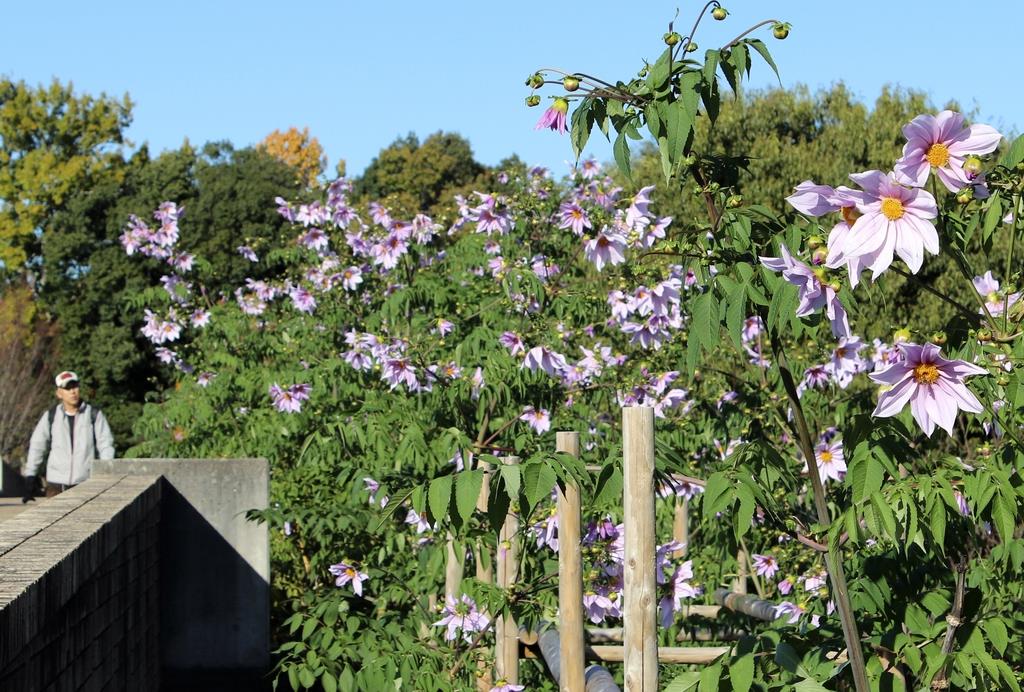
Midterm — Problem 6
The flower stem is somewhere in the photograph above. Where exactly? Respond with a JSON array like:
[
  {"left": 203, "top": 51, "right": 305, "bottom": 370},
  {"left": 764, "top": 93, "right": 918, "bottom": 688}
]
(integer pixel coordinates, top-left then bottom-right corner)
[
  {"left": 719, "top": 19, "right": 783, "bottom": 51},
  {"left": 888, "top": 266, "right": 980, "bottom": 326},
  {"left": 768, "top": 329, "right": 870, "bottom": 692}
]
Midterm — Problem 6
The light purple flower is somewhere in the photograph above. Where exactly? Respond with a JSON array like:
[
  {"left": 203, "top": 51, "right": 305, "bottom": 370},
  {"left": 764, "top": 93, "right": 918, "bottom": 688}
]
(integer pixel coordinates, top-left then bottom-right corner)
[
  {"left": 237, "top": 245, "right": 259, "bottom": 262},
  {"left": 811, "top": 439, "right": 846, "bottom": 483},
  {"left": 894, "top": 111, "right": 1002, "bottom": 192},
  {"left": 520, "top": 406, "right": 551, "bottom": 434},
  {"left": 559, "top": 201, "right": 592, "bottom": 236},
  {"left": 490, "top": 683, "right": 525, "bottom": 692},
  {"left": 522, "top": 346, "right": 568, "bottom": 377},
  {"left": 433, "top": 594, "right": 490, "bottom": 642},
  {"left": 826, "top": 336, "right": 865, "bottom": 389},
  {"left": 289, "top": 286, "right": 317, "bottom": 313},
  {"left": 871, "top": 343, "right": 987, "bottom": 437},
  {"left": 760, "top": 244, "right": 850, "bottom": 337},
  {"left": 197, "top": 371, "right": 215, "bottom": 387},
  {"left": 584, "top": 229, "right": 627, "bottom": 271},
  {"left": 269, "top": 383, "right": 312, "bottom": 413},
  {"left": 826, "top": 171, "right": 938, "bottom": 278},
  {"left": 752, "top": 554, "right": 780, "bottom": 579},
  {"left": 341, "top": 266, "right": 363, "bottom": 291},
  {"left": 328, "top": 561, "right": 368, "bottom": 596},
  {"left": 973, "top": 271, "right": 1021, "bottom": 316},
  {"left": 953, "top": 490, "right": 971, "bottom": 517}
]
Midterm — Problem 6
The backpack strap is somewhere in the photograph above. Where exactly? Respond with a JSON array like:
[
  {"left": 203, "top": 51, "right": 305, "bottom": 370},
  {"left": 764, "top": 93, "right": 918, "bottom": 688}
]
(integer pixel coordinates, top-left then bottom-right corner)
[{"left": 47, "top": 404, "right": 101, "bottom": 451}]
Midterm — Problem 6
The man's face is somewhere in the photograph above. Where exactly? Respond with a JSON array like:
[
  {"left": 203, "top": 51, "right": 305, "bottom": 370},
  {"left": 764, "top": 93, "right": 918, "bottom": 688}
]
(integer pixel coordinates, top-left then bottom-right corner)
[{"left": 56, "top": 383, "right": 81, "bottom": 408}]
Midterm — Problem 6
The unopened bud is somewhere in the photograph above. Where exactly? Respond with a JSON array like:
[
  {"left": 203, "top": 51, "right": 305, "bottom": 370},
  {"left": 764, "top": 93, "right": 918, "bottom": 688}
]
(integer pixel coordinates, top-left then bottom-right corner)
[
  {"left": 685, "top": 41, "right": 699, "bottom": 53},
  {"left": 977, "top": 329, "right": 992, "bottom": 342},
  {"left": 930, "top": 331, "right": 947, "bottom": 346},
  {"left": 726, "top": 194, "right": 742, "bottom": 208},
  {"left": 525, "top": 95, "right": 541, "bottom": 107},
  {"left": 893, "top": 327, "right": 911, "bottom": 343},
  {"left": 997, "top": 373, "right": 1011, "bottom": 386},
  {"left": 828, "top": 280, "right": 842, "bottom": 292},
  {"left": 562, "top": 75, "right": 580, "bottom": 92},
  {"left": 772, "top": 23, "right": 790, "bottom": 40},
  {"left": 955, "top": 187, "right": 974, "bottom": 205},
  {"left": 712, "top": 6, "right": 728, "bottom": 20},
  {"left": 963, "top": 155, "right": 983, "bottom": 179},
  {"left": 807, "top": 235, "right": 824, "bottom": 250},
  {"left": 526, "top": 73, "right": 545, "bottom": 89},
  {"left": 664, "top": 31, "right": 682, "bottom": 46},
  {"left": 811, "top": 248, "right": 828, "bottom": 266}
]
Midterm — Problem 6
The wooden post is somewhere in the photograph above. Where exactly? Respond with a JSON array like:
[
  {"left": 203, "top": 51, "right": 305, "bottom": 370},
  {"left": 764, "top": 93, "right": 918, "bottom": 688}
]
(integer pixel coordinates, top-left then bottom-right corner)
[
  {"left": 445, "top": 535, "right": 463, "bottom": 600},
  {"left": 622, "top": 407, "right": 657, "bottom": 692},
  {"left": 556, "top": 432, "right": 585, "bottom": 692},
  {"left": 496, "top": 457, "right": 520, "bottom": 684},
  {"left": 733, "top": 548, "right": 748, "bottom": 595},
  {"left": 672, "top": 497, "right": 689, "bottom": 559}
]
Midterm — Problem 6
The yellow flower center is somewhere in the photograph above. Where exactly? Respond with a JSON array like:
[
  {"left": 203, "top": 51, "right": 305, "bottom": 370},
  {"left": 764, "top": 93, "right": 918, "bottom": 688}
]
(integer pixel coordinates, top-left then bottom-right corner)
[
  {"left": 880, "top": 197, "right": 905, "bottom": 221},
  {"left": 926, "top": 143, "right": 950, "bottom": 168},
  {"left": 819, "top": 451, "right": 833, "bottom": 464},
  {"left": 912, "top": 363, "right": 940, "bottom": 385}
]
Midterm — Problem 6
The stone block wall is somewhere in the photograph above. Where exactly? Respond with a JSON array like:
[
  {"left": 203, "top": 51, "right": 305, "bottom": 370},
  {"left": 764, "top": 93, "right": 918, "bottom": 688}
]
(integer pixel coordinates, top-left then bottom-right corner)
[{"left": 0, "top": 474, "right": 162, "bottom": 691}]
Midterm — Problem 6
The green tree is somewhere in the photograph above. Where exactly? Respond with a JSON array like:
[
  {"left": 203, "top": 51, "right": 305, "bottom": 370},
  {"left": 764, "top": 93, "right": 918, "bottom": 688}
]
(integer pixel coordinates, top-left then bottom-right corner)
[
  {"left": 0, "top": 78, "right": 132, "bottom": 280},
  {"left": 354, "top": 131, "right": 486, "bottom": 217},
  {"left": 42, "top": 141, "right": 303, "bottom": 443}
]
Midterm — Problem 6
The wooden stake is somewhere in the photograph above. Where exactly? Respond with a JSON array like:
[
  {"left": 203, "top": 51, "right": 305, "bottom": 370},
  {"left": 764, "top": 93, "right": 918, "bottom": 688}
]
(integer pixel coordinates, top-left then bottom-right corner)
[
  {"left": 556, "top": 432, "right": 585, "bottom": 692},
  {"left": 496, "top": 456, "right": 520, "bottom": 684},
  {"left": 445, "top": 534, "right": 464, "bottom": 600},
  {"left": 622, "top": 407, "right": 657, "bottom": 692},
  {"left": 733, "top": 548, "right": 748, "bottom": 595},
  {"left": 476, "top": 462, "right": 493, "bottom": 583},
  {"left": 672, "top": 497, "right": 689, "bottom": 559}
]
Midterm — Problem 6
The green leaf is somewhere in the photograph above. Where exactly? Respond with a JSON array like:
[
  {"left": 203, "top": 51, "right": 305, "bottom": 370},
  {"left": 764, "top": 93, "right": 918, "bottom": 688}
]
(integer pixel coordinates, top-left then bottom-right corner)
[
  {"left": 454, "top": 469, "right": 484, "bottom": 524},
  {"left": 849, "top": 452, "right": 884, "bottom": 504},
  {"left": 983, "top": 617, "right": 1009, "bottom": 655},
  {"left": 569, "top": 98, "right": 594, "bottom": 160},
  {"left": 992, "top": 492, "right": 1015, "bottom": 543},
  {"left": 999, "top": 133, "right": 1024, "bottom": 168},
  {"left": 699, "top": 661, "right": 723, "bottom": 692},
  {"left": 982, "top": 196, "right": 1003, "bottom": 246},
  {"left": 499, "top": 463, "right": 521, "bottom": 499},
  {"left": 929, "top": 497, "right": 947, "bottom": 549},
  {"left": 774, "top": 641, "right": 800, "bottom": 672},
  {"left": 428, "top": 475, "right": 453, "bottom": 527},
  {"left": 870, "top": 492, "right": 898, "bottom": 541},
  {"left": 703, "top": 471, "right": 732, "bottom": 520},
  {"left": 613, "top": 130, "right": 633, "bottom": 183},
  {"left": 322, "top": 672, "right": 338, "bottom": 692},
  {"left": 745, "top": 39, "right": 780, "bottom": 82},
  {"left": 665, "top": 671, "right": 701, "bottom": 692},
  {"left": 725, "top": 278, "right": 748, "bottom": 350},
  {"left": 593, "top": 464, "right": 623, "bottom": 506},
  {"left": 523, "top": 460, "right": 557, "bottom": 510},
  {"left": 692, "top": 291, "right": 720, "bottom": 351},
  {"left": 793, "top": 679, "right": 829, "bottom": 692},
  {"left": 734, "top": 484, "right": 755, "bottom": 541},
  {"left": 729, "top": 653, "right": 754, "bottom": 692},
  {"left": 702, "top": 49, "right": 721, "bottom": 88}
]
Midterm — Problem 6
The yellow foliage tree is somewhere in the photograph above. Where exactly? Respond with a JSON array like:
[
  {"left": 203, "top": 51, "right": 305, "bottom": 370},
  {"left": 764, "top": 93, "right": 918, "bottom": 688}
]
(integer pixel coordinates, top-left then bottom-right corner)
[{"left": 259, "top": 127, "right": 326, "bottom": 187}]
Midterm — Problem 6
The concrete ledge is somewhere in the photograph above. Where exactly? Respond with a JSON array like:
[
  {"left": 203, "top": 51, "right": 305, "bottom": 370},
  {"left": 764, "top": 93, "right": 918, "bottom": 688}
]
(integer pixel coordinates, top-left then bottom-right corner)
[
  {"left": 0, "top": 474, "right": 162, "bottom": 690},
  {"left": 94, "top": 458, "right": 269, "bottom": 675}
]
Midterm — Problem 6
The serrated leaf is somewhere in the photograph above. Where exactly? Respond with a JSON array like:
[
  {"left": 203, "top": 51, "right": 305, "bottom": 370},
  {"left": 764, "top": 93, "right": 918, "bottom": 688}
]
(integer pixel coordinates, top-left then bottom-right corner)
[
  {"left": 454, "top": 470, "right": 483, "bottom": 524},
  {"left": 982, "top": 196, "right": 1003, "bottom": 246},
  {"left": 499, "top": 463, "right": 521, "bottom": 498},
  {"left": 730, "top": 653, "right": 754, "bottom": 692},
  {"left": 665, "top": 671, "right": 701, "bottom": 692},
  {"left": 745, "top": 39, "right": 780, "bottom": 82},
  {"left": 703, "top": 472, "right": 731, "bottom": 521},
  {"left": 983, "top": 617, "right": 1009, "bottom": 655},
  {"left": 699, "top": 662, "right": 722, "bottom": 691},
  {"left": 849, "top": 453, "right": 884, "bottom": 504},
  {"left": 569, "top": 98, "right": 594, "bottom": 160},
  {"left": 734, "top": 485, "right": 755, "bottom": 541},
  {"left": 523, "top": 460, "right": 557, "bottom": 510},
  {"left": 428, "top": 475, "right": 453, "bottom": 527},
  {"left": 999, "top": 133, "right": 1024, "bottom": 168},
  {"left": 991, "top": 492, "right": 1015, "bottom": 543},
  {"left": 613, "top": 130, "right": 632, "bottom": 182},
  {"left": 774, "top": 642, "right": 800, "bottom": 672}
]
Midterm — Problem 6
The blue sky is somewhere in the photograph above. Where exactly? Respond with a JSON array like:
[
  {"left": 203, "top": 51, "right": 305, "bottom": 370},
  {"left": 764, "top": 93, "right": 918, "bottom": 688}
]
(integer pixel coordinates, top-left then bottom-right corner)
[{"left": 4, "top": 1, "right": 1022, "bottom": 179}]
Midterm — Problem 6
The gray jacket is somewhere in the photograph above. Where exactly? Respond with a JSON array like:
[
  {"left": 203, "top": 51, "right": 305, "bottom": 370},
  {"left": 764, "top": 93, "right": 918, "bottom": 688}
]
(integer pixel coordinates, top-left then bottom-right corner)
[{"left": 25, "top": 403, "right": 115, "bottom": 486}]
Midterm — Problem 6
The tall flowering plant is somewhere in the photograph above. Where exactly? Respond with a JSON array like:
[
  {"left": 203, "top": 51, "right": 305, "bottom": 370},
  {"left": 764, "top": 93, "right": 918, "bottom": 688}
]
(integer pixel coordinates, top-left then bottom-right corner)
[{"left": 119, "top": 4, "right": 1024, "bottom": 690}]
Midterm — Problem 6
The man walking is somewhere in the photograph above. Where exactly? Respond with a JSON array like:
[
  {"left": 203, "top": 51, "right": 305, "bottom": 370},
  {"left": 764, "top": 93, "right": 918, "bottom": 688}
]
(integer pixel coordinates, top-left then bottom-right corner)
[{"left": 22, "top": 371, "right": 115, "bottom": 502}]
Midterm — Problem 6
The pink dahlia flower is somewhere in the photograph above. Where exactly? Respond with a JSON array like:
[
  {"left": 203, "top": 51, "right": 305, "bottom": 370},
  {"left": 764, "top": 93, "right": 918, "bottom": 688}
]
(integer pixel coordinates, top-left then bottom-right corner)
[
  {"left": 894, "top": 110, "right": 1002, "bottom": 192},
  {"left": 826, "top": 171, "right": 938, "bottom": 279},
  {"left": 870, "top": 343, "right": 987, "bottom": 437},
  {"left": 535, "top": 97, "right": 569, "bottom": 134}
]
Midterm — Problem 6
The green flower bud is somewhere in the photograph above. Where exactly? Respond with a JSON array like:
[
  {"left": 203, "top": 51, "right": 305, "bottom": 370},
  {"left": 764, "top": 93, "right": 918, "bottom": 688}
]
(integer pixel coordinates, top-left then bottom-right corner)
[
  {"left": 562, "top": 75, "right": 580, "bottom": 92},
  {"left": 997, "top": 373, "right": 1011, "bottom": 386},
  {"left": 807, "top": 235, "right": 824, "bottom": 250},
  {"left": 712, "top": 6, "right": 728, "bottom": 20},
  {"left": 725, "top": 194, "right": 742, "bottom": 208},
  {"left": 526, "top": 73, "right": 545, "bottom": 89},
  {"left": 955, "top": 187, "right": 974, "bottom": 205},
  {"left": 772, "top": 22, "right": 791, "bottom": 40},
  {"left": 930, "top": 331, "right": 947, "bottom": 346},
  {"left": 977, "top": 329, "right": 992, "bottom": 342},
  {"left": 963, "top": 155, "right": 983, "bottom": 178},
  {"left": 685, "top": 41, "right": 699, "bottom": 53},
  {"left": 525, "top": 95, "right": 541, "bottom": 107},
  {"left": 664, "top": 31, "right": 682, "bottom": 46}
]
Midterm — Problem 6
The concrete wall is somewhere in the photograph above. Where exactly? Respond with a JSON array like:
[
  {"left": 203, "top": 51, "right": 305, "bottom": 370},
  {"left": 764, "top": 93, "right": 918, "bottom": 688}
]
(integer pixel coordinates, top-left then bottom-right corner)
[
  {"left": 93, "top": 458, "right": 269, "bottom": 681},
  {"left": 0, "top": 474, "right": 162, "bottom": 691}
]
